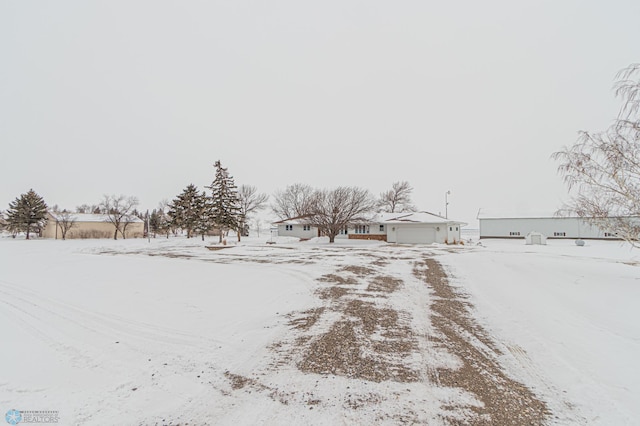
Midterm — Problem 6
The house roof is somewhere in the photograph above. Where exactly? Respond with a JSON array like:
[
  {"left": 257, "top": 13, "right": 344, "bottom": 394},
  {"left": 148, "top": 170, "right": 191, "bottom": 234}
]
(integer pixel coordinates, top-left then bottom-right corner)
[
  {"left": 378, "top": 211, "right": 467, "bottom": 226},
  {"left": 272, "top": 211, "right": 467, "bottom": 227},
  {"left": 273, "top": 215, "right": 315, "bottom": 225},
  {"left": 48, "top": 212, "right": 143, "bottom": 223}
]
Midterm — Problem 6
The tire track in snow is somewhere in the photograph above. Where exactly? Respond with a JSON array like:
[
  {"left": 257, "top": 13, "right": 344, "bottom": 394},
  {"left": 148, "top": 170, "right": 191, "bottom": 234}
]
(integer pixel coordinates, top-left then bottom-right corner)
[{"left": 0, "top": 279, "right": 226, "bottom": 353}]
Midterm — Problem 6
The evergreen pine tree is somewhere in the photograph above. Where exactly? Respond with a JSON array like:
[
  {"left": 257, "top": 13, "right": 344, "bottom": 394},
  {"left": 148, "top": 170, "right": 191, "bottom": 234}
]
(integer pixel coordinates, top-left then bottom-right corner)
[
  {"left": 168, "top": 184, "right": 204, "bottom": 238},
  {"left": 194, "top": 191, "right": 214, "bottom": 241},
  {"left": 6, "top": 189, "right": 48, "bottom": 239},
  {"left": 149, "top": 209, "right": 163, "bottom": 238},
  {"left": 208, "top": 160, "right": 241, "bottom": 242}
]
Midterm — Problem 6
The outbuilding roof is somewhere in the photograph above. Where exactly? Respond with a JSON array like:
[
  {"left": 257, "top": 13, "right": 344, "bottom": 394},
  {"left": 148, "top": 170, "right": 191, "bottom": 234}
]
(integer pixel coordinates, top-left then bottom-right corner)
[
  {"left": 48, "top": 212, "right": 143, "bottom": 223},
  {"left": 477, "top": 209, "right": 567, "bottom": 220}
]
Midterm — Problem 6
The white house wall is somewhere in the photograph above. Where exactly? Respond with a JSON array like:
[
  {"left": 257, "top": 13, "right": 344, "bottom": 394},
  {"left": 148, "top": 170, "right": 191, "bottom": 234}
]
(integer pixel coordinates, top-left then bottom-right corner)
[
  {"left": 277, "top": 224, "right": 318, "bottom": 239},
  {"left": 446, "top": 223, "right": 462, "bottom": 243},
  {"left": 479, "top": 217, "right": 614, "bottom": 239},
  {"left": 335, "top": 223, "right": 387, "bottom": 239}
]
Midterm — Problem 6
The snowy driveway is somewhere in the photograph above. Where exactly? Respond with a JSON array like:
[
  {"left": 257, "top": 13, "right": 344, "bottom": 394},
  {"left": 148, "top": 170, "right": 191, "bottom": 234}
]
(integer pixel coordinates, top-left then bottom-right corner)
[{"left": 1, "top": 237, "right": 638, "bottom": 425}]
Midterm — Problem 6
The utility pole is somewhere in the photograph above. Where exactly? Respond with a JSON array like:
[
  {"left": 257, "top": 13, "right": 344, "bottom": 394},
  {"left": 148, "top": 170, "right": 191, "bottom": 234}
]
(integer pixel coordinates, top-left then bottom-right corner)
[{"left": 445, "top": 190, "right": 451, "bottom": 219}]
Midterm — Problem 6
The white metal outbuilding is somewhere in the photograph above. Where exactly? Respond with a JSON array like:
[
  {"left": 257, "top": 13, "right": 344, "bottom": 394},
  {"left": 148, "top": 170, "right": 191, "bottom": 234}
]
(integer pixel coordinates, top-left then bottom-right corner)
[{"left": 477, "top": 209, "right": 630, "bottom": 240}]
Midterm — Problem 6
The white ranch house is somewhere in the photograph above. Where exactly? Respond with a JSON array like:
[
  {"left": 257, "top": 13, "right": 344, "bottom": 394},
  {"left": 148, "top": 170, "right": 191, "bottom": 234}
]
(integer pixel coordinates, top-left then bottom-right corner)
[
  {"left": 477, "top": 210, "right": 628, "bottom": 240},
  {"left": 274, "top": 212, "right": 466, "bottom": 244}
]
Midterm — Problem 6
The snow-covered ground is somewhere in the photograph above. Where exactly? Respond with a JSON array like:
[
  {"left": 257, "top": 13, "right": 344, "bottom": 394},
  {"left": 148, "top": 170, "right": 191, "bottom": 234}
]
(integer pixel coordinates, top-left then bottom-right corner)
[
  {"left": 439, "top": 238, "right": 640, "bottom": 425},
  {"left": 1, "top": 235, "right": 638, "bottom": 425}
]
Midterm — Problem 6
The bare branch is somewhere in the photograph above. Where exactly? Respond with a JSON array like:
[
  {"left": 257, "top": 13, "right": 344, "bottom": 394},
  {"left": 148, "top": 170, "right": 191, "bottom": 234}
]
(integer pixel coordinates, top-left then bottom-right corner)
[{"left": 553, "top": 64, "right": 640, "bottom": 245}]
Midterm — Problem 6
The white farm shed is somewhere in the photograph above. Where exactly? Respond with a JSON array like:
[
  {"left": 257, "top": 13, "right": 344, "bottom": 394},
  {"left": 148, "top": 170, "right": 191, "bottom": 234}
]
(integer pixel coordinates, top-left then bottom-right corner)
[
  {"left": 384, "top": 212, "right": 466, "bottom": 244},
  {"left": 477, "top": 210, "right": 624, "bottom": 240},
  {"left": 525, "top": 231, "right": 547, "bottom": 245}
]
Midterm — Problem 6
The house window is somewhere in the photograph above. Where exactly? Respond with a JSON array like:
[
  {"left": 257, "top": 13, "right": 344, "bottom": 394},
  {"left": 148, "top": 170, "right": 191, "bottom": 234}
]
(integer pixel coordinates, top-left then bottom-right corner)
[
  {"left": 303, "top": 225, "right": 311, "bottom": 231},
  {"left": 553, "top": 232, "right": 566, "bottom": 237},
  {"left": 449, "top": 227, "right": 452, "bottom": 231},
  {"left": 285, "top": 224, "right": 293, "bottom": 231},
  {"left": 604, "top": 232, "right": 617, "bottom": 237},
  {"left": 509, "top": 231, "right": 520, "bottom": 236},
  {"left": 355, "top": 225, "right": 370, "bottom": 234},
  {"left": 379, "top": 224, "right": 385, "bottom": 232},
  {"left": 455, "top": 227, "right": 458, "bottom": 231},
  {"left": 339, "top": 227, "right": 348, "bottom": 235}
]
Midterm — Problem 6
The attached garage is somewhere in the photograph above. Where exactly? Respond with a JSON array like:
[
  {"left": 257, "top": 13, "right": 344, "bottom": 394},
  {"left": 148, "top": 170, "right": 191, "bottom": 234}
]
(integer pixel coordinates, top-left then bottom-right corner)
[
  {"left": 396, "top": 226, "right": 436, "bottom": 244},
  {"left": 383, "top": 212, "right": 466, "bottom": 244}
]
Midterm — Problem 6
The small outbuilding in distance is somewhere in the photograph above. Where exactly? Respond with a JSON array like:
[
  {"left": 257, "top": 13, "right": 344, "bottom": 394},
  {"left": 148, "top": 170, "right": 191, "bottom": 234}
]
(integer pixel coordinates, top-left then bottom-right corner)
[
  {"left": 42, "top": 212, "right": 144, "bottom": 239},
  {"left": 525, "top": 231, "right": 547, "bottom": 245}
]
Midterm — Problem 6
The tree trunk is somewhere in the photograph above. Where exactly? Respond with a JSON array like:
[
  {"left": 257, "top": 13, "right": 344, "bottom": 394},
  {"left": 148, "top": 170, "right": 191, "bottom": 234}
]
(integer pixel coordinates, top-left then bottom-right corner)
[
  {"left": 26, "top": 226, "right": 30, "bottom": 240},
  {"left": 114, "top": 228, "right": 118, "bottom": 240}
]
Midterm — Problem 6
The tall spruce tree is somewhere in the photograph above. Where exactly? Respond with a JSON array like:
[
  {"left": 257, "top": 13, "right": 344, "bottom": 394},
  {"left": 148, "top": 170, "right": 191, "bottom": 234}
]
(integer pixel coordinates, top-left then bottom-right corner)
[
  {"left": 6, "top": 189, "right": 48, "bottom": 239},
  {"left": 194, "top": 191, "right": 214, "bottom": 241},
  {"left": 168, "top": 184, "right": 204, "bottom": 238},
  {"left": 208, "top": 160, "right": 241, "bottom": 242}
]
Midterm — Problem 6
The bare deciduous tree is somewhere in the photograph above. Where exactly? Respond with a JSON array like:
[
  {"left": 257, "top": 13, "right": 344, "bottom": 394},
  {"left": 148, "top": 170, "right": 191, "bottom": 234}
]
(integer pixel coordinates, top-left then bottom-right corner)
[
  {"left": 272, "top": 183, "right": 314, "bottom": 220},
  {"left": 238, "top": 185, "right": 268, "bottom": 237},
  {"left": 253, "top": 218, "right": 266, "bottom": 237},
  {"left": 306, "top": 186, "right": 376, "bottom": 243},
  {"left": 378, "top": 181, "right": 416, "bottom": 213},
  {"left": 76, "top": 204, "right": 102, "bottom": 214},
  {"left": 100, "top": 194, "right": 139, "bottom": 240},
  {"left": 55, "top": 211, "right": 77, "bottom": 240},
  {"left": 239, "top": 185, "right": 269, "bottom": 219},
  {"left": 553, "top": 64, "right": 640, "bottom": 244}
]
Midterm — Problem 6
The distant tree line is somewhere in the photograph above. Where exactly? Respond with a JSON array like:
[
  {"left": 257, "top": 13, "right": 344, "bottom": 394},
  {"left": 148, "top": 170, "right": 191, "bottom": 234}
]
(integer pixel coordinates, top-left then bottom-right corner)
[{"left": 3, "top": 161, "right": 416, "bottom": 244}]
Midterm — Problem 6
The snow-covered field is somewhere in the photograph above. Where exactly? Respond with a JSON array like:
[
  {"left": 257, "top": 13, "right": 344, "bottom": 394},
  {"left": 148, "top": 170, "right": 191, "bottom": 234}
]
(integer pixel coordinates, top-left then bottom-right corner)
[{"left": 1, "top": 235, "right": 638, "bottom": 425}]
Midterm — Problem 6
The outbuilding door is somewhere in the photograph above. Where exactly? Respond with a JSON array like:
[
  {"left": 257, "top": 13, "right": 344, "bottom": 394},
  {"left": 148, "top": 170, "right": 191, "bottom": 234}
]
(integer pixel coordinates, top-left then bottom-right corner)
[{"left": 396, "top": 226, "right": 436, "bottom": 244}]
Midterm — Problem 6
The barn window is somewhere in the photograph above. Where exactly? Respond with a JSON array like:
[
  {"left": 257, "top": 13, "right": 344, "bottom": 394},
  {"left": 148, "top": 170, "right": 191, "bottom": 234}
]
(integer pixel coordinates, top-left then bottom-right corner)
[
  {"left": 285, "top": 224, "right": 293, "bottom": 231},
  {"left": 553, "top": 232, "right": 566, "bottom": 237}
]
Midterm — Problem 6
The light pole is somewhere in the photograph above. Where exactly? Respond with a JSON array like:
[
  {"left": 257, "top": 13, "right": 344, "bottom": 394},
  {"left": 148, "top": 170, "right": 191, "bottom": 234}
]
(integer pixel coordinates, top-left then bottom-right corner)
[{"left": 445, "top": 190, "right": 451, "bottom": 219}]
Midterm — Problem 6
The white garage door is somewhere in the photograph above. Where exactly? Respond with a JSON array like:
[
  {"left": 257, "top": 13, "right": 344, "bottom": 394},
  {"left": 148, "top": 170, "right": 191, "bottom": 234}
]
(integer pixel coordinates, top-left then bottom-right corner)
[{"left": 396, "top": 226, "right": 436, "bottom": 244}]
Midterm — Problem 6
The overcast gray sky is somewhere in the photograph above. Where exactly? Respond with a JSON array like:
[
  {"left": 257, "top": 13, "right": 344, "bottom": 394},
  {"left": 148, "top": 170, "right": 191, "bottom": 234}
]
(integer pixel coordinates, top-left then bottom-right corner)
[{"left": 1, "top": 1, "right": 638, "bottom": 226}]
